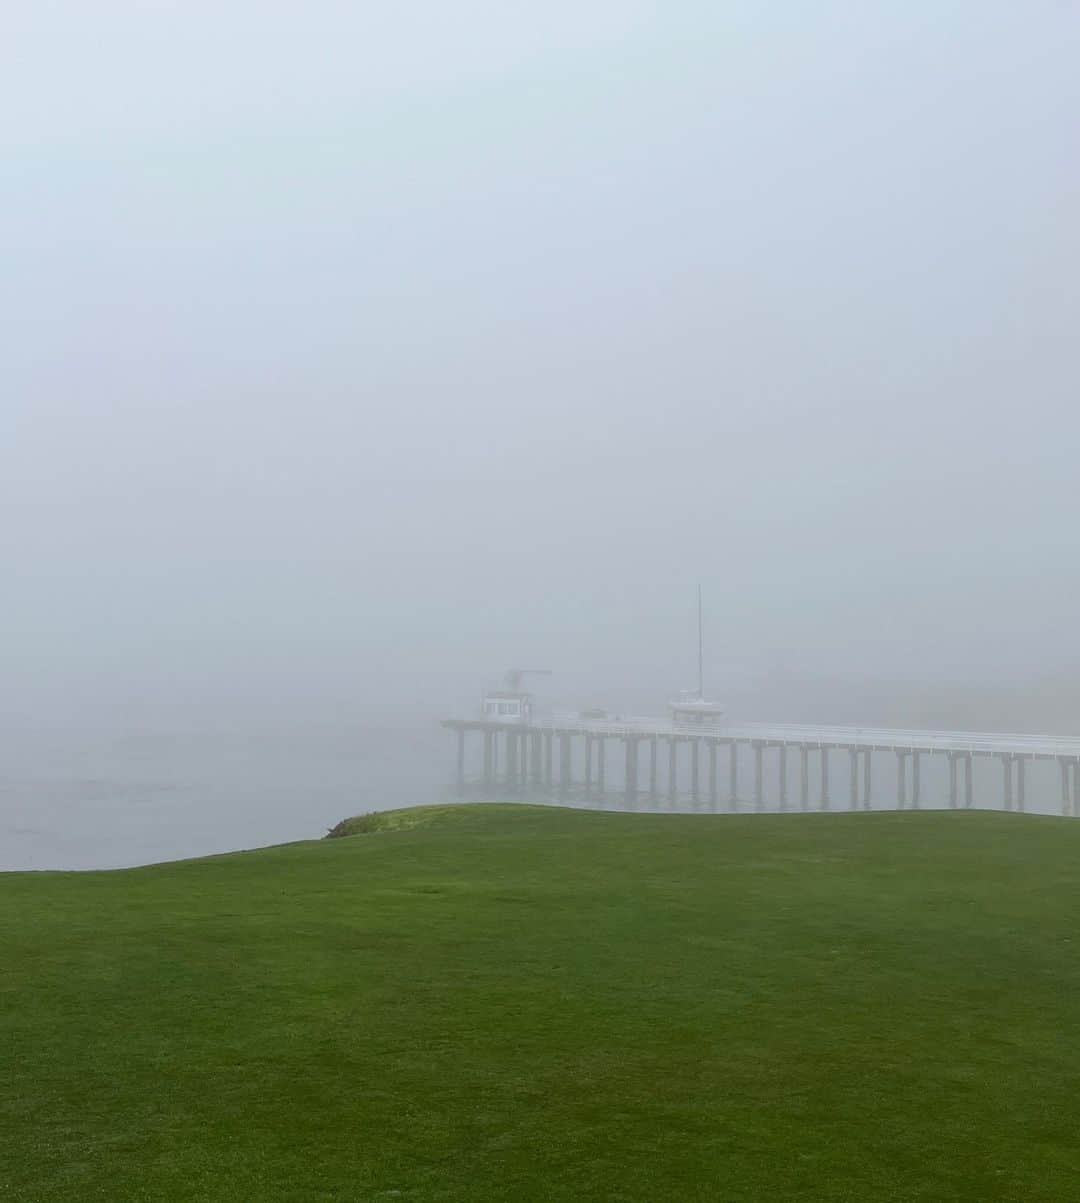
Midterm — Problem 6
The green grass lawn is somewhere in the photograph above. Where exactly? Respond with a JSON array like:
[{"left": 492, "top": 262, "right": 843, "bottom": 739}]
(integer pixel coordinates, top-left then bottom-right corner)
[{"left": 4, "top": 805, "right": 1080, "bottom": 1201}]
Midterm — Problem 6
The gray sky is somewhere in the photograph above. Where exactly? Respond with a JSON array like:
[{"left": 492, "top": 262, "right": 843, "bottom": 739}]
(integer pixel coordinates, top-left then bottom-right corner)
[{"left": 4, "top": 2, "right": 1080, "bottom": 725}]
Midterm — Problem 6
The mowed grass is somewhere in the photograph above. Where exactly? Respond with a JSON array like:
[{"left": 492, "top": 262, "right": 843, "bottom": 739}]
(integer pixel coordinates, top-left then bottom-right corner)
[{"left": 4, "top": 806, "right": 1080, "bottom": 1202}]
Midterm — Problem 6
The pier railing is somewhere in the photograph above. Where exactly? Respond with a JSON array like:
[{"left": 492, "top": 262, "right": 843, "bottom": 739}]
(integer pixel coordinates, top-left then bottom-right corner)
[{"left": 530, "top": 716, "right": 1080, "bottom": 759}]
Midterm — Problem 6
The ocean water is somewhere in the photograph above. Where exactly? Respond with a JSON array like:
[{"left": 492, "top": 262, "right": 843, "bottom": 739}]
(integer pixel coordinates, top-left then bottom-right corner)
[
  {"left": 0, "top": 720, "right": 453, "bottom": 872},
  {"left": 4, "top": 710, "right": 1070, "bottom": 872}
]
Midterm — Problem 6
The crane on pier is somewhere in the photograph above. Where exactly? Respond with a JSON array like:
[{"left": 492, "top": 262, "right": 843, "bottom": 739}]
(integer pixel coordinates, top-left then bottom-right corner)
[{"left": 504, "top": 668, "right": 552, "bottom": 691}]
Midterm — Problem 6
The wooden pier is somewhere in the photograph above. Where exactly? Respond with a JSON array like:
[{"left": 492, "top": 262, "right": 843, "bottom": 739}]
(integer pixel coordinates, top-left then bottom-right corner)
[{"left": 443, "top": 716, "right": 1080, "bottom": 815}]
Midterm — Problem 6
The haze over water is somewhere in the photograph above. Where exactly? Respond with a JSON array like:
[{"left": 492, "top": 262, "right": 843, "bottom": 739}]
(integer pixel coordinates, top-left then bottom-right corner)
[{"left": 5, "top": 672, "right": 1079, "bottom": 870}]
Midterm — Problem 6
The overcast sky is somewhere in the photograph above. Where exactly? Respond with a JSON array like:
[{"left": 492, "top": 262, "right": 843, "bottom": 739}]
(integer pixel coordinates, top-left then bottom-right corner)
[{"left": 4, "top": 2, "right": 1079, "bottom": 725}]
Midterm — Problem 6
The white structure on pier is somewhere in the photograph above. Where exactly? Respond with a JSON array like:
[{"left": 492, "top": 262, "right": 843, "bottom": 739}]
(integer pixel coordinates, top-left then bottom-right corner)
[{"left": 478, "top": 668, "right": 551, "bottom": 724}]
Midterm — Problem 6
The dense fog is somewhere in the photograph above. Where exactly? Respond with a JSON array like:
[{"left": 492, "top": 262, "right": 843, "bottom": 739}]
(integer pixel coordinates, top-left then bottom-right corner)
[{"left": 4, "top": 3, "right": 1079, "bottom": 866}]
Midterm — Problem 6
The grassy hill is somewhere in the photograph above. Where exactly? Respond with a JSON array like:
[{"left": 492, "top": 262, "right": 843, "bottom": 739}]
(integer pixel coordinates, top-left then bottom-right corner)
[{"left": 4, "top": 804, "right": 1080, "bottom": 1201}]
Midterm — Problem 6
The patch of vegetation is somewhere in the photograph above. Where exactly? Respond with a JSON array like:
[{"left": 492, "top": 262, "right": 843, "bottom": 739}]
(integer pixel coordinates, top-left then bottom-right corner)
[
  {"left": 325, "top": 801, "right": 551, "bottom": 838},
  {"left": 4, "top": 805, "right": 1080, "bottom": 1201}
]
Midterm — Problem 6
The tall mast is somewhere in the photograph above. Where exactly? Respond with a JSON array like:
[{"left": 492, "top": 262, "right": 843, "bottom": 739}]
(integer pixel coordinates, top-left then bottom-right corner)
[{"left": 697, "top": 582, "right": 704, "bottom": 700}]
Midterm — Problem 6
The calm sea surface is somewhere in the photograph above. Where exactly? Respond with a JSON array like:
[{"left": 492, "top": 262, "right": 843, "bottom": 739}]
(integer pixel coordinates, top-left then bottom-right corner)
[{"left": 0, "top": 721, "right": 452, "bottom": 871}]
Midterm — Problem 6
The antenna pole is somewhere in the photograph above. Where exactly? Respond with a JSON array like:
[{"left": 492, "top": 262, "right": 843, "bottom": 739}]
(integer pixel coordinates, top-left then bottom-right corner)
[{"left": 697, "top": 582, "right": 704, "bottom": 700}]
